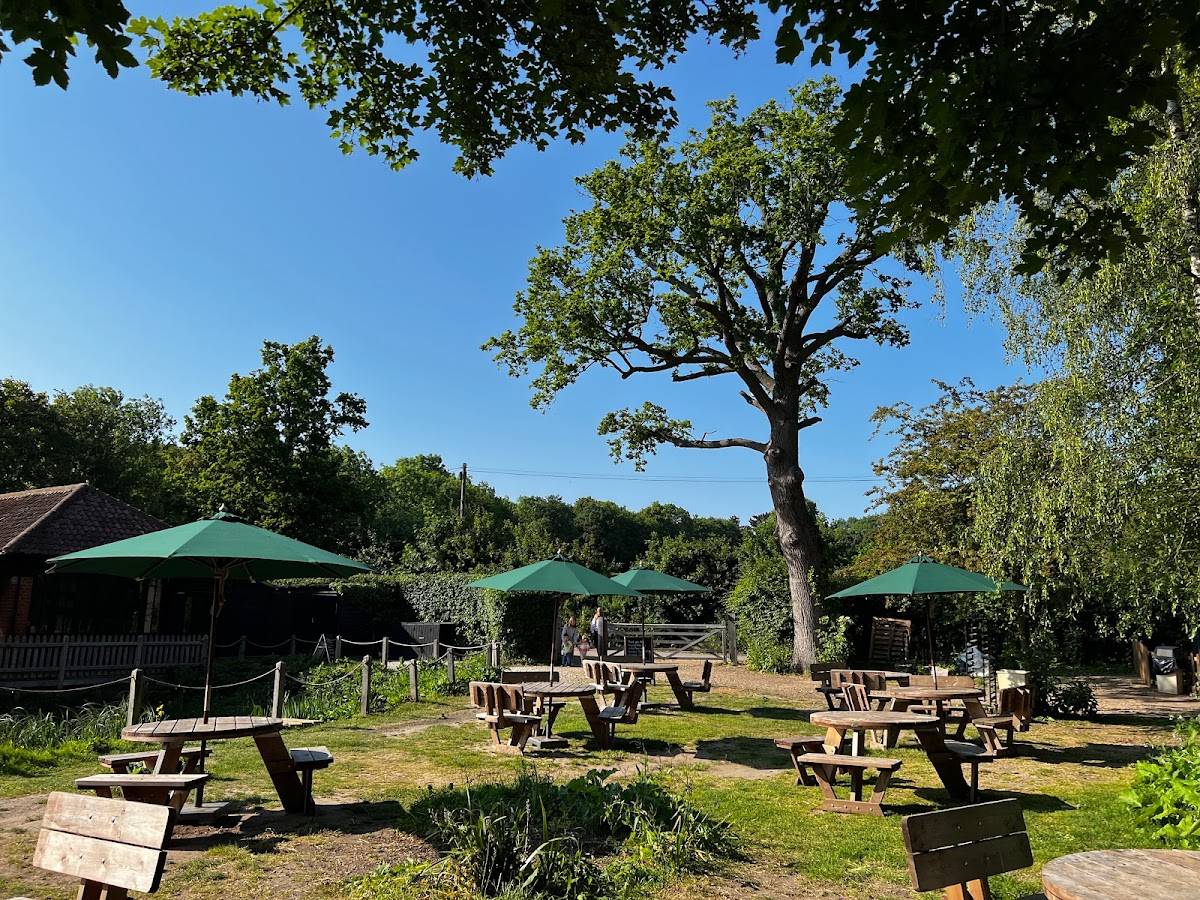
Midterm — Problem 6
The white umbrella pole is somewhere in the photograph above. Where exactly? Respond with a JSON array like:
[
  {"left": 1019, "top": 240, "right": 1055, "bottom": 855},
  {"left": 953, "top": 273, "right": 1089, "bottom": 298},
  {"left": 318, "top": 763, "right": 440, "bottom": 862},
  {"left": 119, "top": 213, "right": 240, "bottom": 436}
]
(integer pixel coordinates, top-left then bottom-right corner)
[
  {"left": 926, "top": 596, "right": 938, "bottom": 689},
  {"left": 548, "top": 597, "right": 561, "bottom": 683}
]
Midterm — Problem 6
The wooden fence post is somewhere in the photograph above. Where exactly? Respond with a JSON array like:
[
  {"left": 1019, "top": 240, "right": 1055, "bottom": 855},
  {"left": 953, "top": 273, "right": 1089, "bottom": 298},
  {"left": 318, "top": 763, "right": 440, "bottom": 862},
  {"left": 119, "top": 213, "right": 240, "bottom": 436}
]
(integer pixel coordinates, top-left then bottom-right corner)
[
  {"left": 725, "top": 617, "right": 738, "bottom": 665},
  {"left": 289, "top": 634, "right": 297, "bottom": 656},
  {"left": 271, "top": 661, "right": 286, "bottom": 719},
  {"left": 381, "top": 637, "right": 390, "bottom": 668},
  {"left": 127, "top": 669, "right": 143, "bottom": 728},
  {"left": 134, "top": 634, "right": 145, "bottom": 668},
  {"left": 446, "top": 651, "right": 456, "bottom": 684},
  {"left": 238, "top": 636, "right": 247, "bottom": 660},
  {"left": 360, "top": 655, "right": 372, "bottom": 716},
  {"left": 489, "top": 641, "right": 500, "bottom": 669},
  {"left": 408, "top": 658, "right": 420, "bottom": 702},
  {"left": 431, "top": 639, "right": 440, "bottom": 664},
  {"left": 334, "top": 635, "right": 343, "bottom": 660},
  {"left": 56, "top": 639, "right": 69, "bottom": 689}
]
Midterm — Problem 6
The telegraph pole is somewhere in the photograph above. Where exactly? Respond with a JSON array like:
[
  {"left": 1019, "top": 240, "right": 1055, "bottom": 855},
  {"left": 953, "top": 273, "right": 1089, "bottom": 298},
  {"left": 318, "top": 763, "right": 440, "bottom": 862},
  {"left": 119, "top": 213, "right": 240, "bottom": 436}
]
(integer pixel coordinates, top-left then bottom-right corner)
[{"left": 459, "top": 463, "right": 467, "bottom": 519}]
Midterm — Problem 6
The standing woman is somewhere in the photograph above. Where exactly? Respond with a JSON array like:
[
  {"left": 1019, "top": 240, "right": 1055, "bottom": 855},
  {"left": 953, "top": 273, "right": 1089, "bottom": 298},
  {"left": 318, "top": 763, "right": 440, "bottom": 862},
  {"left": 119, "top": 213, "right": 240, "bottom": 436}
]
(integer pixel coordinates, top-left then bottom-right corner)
[{"left": 590, "top": 606, "right": 608, "bottom": 660}]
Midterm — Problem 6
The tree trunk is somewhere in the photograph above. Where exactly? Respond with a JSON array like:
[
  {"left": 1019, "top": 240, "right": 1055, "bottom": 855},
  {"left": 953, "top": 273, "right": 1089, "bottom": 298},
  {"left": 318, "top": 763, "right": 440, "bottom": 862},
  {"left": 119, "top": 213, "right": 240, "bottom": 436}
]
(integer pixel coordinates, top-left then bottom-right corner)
[{"left": 765, "top": 422, "right": 823, "bottom": 671}]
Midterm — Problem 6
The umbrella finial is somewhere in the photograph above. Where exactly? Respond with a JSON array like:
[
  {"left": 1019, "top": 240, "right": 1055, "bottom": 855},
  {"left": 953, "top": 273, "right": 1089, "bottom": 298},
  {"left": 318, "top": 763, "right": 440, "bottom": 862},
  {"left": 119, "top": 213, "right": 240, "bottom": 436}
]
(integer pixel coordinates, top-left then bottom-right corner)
[{"left": 210, "top": 505, "right": 245, "bottom": 522}]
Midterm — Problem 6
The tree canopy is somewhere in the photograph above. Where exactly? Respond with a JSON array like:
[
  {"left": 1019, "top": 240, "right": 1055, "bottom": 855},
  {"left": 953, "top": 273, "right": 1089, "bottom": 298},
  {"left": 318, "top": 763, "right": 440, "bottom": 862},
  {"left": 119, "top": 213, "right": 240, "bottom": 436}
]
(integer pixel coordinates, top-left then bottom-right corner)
[{"left": 488, "top": 80, "right": 927, "bottom": 665}]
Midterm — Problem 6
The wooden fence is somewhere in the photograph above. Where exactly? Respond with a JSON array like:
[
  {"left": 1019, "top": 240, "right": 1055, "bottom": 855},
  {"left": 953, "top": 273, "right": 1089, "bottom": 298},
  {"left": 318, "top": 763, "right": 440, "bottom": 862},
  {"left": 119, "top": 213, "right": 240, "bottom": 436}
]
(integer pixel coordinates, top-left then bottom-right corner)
[
  {"left": 0, "top": 633, "right": 207, "bottom": 687},
  {"left": 609, "top": 621, "right": 738, "bottom": 662}
]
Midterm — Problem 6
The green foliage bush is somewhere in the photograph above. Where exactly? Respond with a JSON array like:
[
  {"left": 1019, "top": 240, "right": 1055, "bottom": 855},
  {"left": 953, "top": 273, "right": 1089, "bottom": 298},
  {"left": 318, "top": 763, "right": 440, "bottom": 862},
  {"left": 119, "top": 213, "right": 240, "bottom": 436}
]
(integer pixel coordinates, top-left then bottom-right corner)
[
  {"left": 816, "top": 615, "right": 853, "bottom": 663},
  {"left": 328, "top": 573, "right": 554, "bottom": 661},
  {"left": 348, "top": 766, "right": 736, "bottom": 900},
  {"left": 1123, "top": 717, "right": 1200, "bottom": 847},
  {"left": 1044, "top": 678, "right": 1098, "bottom": 719},
  {"left": 728, "top": 554, "right": 792, "bottom": 672}
]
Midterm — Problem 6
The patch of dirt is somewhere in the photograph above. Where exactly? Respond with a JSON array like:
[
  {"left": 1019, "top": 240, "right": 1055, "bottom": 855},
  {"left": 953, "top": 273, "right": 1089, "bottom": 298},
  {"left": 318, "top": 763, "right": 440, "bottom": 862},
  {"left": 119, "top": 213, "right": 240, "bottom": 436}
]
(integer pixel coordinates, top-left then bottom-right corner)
[
  {"left": 1085, "top": 675, "right": 1200, "bottom": 718},
  {"left": 373, "top": 707, "right": 478, "bottom": 737},
  {"left": 670, "top": 862, "right": 910, "bottom": 900}
]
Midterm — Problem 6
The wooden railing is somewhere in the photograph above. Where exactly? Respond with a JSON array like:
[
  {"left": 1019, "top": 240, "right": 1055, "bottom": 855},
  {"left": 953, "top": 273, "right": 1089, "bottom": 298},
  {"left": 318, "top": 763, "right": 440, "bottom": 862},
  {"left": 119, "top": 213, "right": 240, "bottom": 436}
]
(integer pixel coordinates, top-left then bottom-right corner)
[
  {"left": 609, "top": 621, "right": 737, "bottom": 662},
  {"left": 0, "top": 633, "right": 207, "bottom": 687}
]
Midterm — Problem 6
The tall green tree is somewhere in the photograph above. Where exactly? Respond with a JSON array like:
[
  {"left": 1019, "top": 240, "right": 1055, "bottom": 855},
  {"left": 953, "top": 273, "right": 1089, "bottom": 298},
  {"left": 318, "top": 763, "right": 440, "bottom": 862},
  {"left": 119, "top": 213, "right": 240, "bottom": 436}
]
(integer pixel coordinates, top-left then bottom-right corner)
[
  {"left": 0, "top": 379, "right": 174, "bottom": 514},
  {"left": 169, "top": 336, "right": 376, "bottom": 550},
  {"left": 487, "top": 81, "right": 927, "bottom": 667}
]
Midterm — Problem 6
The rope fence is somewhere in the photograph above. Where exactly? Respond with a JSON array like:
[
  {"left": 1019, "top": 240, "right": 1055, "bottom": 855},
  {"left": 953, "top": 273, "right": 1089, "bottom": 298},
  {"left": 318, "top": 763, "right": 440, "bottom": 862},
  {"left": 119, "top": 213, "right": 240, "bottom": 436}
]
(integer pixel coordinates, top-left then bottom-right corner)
[{"left": 3, "top": 637, "right": 503, "bottom": 726}]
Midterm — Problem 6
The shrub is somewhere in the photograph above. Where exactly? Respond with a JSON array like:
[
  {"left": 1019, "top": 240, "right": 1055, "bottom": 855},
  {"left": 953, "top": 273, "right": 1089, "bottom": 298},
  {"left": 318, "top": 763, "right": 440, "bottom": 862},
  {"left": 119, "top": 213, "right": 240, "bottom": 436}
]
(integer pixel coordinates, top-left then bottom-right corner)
[
  {"left": 1044, "top": 678, "right": 1098, "bottom": 719},
  {"left": 746, "top": 641, "right": 793, "bottom": 674},
  {"left": 816, "top": 615, "right": 853, "bottom": 663},
  {"left": 1122, "top": 717, "right": 1200, "bottom": 847},
  {"left": 349, "top": 767, "right": 738, "bottom": 899},
  {"left": 0, "top": 703, "right": 126, "bottom": 753}
]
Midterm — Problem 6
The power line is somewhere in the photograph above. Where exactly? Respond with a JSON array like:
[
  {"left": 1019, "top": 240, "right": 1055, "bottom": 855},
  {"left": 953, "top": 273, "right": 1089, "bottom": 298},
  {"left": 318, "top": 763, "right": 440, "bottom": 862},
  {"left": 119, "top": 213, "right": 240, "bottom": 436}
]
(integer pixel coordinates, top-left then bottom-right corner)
[{"left": 468, "top": 465, "right": 881, "bottom": 485}]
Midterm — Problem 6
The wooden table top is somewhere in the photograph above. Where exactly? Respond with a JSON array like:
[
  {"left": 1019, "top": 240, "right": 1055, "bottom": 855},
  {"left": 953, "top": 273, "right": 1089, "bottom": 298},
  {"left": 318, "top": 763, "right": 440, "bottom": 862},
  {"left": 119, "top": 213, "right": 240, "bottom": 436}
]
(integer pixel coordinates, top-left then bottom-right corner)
[
  {"left": 521, "top": 681, "right": 598, "bottom": 697},
  {"left": 619, "top": 662, "right": 679, "bottom": 673},
  {"left": 1042, "top": 849, "right": 1200, "bottom": 898},
  {"left": 122, "top": 716, "right": 283, "bottom": 742},
  {"left": 890, "top": 686, "right": 983, "bottom": 701},
  {"left": 810, "top": 710, "right": 941, "bottom": 729}
]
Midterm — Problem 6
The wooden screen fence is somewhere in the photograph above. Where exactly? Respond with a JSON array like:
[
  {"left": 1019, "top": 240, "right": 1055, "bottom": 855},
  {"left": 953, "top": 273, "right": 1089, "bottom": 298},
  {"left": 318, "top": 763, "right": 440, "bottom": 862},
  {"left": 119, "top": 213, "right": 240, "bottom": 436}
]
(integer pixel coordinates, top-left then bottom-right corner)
[{"left": 0, "top": 634, "right": 207, "bottom": 687}]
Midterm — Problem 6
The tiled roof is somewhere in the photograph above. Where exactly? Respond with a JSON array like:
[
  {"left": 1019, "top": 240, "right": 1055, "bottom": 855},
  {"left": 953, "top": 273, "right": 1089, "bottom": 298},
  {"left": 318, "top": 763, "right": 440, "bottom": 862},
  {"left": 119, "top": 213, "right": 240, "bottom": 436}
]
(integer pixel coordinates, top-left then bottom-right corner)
[{"left": 0, "top": 484, "right": 166, "bottom": 558}]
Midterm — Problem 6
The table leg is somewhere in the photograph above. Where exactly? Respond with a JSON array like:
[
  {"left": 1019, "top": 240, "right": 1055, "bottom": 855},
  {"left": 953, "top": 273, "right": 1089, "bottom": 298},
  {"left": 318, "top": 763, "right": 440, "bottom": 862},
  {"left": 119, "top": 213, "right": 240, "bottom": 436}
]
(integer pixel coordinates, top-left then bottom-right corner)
[
  {"left": 153, "top": 742, "right": 184, "bottom": 775},
  {"left": 822, "top": 726, "right": 845, "bottom": 755},
  {"left": 914, "top": 727, "right": 971, "bottom": 801},
  {"left": 253, "top": 732, "right": 307, "bottom": 814},
  {"left": 665, "top": 671, "right": 693, "bottom": 709},
  {"left": 578, "top": 695, "right": 609, "bottom": 747}
]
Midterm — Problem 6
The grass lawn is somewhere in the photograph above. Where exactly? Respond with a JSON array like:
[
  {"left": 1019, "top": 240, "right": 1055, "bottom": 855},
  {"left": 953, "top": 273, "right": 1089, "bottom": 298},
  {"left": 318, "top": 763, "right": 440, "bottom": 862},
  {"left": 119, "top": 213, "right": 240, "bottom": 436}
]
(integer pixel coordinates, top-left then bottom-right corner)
[{"left": 0, "top": 667, "right": 1177, "bottom": 899}]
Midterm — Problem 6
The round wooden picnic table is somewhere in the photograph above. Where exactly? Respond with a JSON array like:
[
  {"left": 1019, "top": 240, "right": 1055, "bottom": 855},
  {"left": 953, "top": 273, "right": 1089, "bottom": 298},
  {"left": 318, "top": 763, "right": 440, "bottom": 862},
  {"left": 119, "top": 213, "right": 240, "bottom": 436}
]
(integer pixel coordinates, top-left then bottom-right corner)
[
  {"left": 122, "top": 716, "right": 306, "bottom": 814},
  {"left": 1041, "top": 849, "right": 1200, "bottom": 899},
  {"left": 618, "top": 662, "right": 693, "bottom": 709},
  {"left": 809, "top": 709, "right": 972, "bottom": 800},
  {"left": 521, "top": 682, "right": 608, "bottom": 746},
  {"left": 887, "top": 686, "right": 988, "bottom": 723}
]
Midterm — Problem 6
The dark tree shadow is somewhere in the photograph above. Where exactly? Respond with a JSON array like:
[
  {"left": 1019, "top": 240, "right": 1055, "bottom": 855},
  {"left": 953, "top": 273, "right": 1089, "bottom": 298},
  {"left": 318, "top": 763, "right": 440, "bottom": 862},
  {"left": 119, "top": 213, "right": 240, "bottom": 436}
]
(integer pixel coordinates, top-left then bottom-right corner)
[
  {"left": 169, "top": 798, "right": 415, "bottom": 851},
  {"left": 745, "top": 706, "right": 815, "bottom": 722},
  {"left": 911, "top": 787, "right": 1075, "bottom": 813},
  {"left": 1020, "top": 741, "right": 1154, "bottom": 768},
  {"left": 694, "top": 736, "right": 792, "bottom": 771}
]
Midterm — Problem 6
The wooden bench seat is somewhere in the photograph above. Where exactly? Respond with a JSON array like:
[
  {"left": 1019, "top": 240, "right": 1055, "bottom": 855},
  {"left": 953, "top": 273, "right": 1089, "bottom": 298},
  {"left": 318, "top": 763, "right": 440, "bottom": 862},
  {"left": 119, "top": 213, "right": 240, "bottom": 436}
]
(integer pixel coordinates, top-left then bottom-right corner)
[
  {"left": 75, "top": 773, "right": 209, "bottom": 813},
  {"left": 596, "top": 680, "right": 644, "bottom": 742},
  {"left": 469, "top": 681, "right": 543, "bottom": 751},
  {"left": 99, "top": 747, "right": 210, "bottom": 774},
  {"left": 943, "top": 723, "right": 1005, "bottom": 802},
  {"left": 680, "top": 660, "right": 712, "bottom": 704},
  {"left": 289, "top": 746, "right": 334, "bottom": 815},
  {"left": 797, "top": 752, "right": 902, "bottom": 816},
  {"left": 14, "top": 792, "right": 173, "bottom": 899},
  {"left": 774, "top": 736, "right": 826, "bottom": 785}
]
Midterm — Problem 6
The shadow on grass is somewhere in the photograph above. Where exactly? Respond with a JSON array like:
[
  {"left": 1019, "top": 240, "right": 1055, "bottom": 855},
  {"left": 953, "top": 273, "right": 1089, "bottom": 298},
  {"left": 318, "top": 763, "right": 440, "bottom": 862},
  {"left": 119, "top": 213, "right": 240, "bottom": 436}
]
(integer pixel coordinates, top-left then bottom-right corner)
[
  {"left": 910, "top": 787, "right": 1075, "bottom": 813},
  {"left": 168, "top": 797, "right": 416, "bottom": 852},
  {"left": 694, "top": 736, "right": 791, "bottom": 771},
  {"left": 745, "top": 706, "right": 814, "bottom": 722},
  {"left": 1021, "top": 741, "right": 1153, "bottom": 768}
]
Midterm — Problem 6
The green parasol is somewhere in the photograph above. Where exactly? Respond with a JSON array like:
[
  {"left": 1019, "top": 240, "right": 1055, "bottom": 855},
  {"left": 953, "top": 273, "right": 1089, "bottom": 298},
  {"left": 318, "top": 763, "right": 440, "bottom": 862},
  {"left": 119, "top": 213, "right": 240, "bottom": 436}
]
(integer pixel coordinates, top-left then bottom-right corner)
[
  {"left": 610, "top": 569, "right": 710, "bottom": 663},
  {"left": 828, "top": 555, "right": 1027, "bottom": 686},
  {"left": 49, "top": 509, "right": 371, "bottom": 719},
  {"left": 469, "top": 558, "right": 640, "bottom": 680}
]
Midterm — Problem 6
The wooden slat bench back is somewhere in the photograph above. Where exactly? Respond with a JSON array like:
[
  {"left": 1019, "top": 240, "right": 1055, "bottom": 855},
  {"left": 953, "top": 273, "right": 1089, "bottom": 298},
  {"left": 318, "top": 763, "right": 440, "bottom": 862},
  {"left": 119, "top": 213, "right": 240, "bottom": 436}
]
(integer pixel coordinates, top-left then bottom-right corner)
[
  {"left": 30, "top": 792, "right": 173, "bottom": 897},
  {"left": 902, "top": 798, "right": 1033, "bottom": 898}
]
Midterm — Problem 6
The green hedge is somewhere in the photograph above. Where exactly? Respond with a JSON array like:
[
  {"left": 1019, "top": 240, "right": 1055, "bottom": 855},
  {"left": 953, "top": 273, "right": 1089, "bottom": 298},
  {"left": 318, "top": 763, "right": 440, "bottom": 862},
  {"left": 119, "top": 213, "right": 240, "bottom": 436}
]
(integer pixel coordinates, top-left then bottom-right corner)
[{"left": 327, "top": 573, "right": 556, "bottom": 661}]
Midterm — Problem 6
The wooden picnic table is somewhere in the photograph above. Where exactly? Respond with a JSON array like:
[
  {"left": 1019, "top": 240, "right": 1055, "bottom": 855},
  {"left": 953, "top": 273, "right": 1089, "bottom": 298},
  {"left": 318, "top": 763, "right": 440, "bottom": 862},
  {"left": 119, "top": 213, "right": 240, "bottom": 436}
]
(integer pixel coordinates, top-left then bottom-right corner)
[
  {"left": 1041, "top": 849, "right": 1200, "bottom": 899},
  {"left": 521, "top": 681, "right": 609, "bottom": 747},
  {"left": 122, "top": 716, "right": 307, "bottom": 814},
  {"left": 618, "top": 662, "right": 693, "bottom": 709},
  {"left": 810, "top": 709, "right": 972, "bottom": 801},
  {"left": 887, "top": 686, "right": 987, "bottom": 718}
]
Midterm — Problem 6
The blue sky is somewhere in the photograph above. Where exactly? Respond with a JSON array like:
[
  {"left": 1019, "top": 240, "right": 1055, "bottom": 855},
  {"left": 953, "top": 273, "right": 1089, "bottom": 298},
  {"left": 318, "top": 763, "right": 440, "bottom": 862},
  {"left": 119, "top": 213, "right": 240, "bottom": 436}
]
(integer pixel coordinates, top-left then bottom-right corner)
[{"left": 0, "top": 14, "right": 1028, "bottom": 523}]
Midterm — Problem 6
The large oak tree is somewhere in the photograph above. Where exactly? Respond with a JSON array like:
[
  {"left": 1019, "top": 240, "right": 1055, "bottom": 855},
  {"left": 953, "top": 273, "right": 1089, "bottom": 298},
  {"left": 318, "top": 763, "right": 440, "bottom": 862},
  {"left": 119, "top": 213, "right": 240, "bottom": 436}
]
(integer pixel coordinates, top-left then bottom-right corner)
[{"left": 486, "top": 81, "right": 926, "bottom": 667}]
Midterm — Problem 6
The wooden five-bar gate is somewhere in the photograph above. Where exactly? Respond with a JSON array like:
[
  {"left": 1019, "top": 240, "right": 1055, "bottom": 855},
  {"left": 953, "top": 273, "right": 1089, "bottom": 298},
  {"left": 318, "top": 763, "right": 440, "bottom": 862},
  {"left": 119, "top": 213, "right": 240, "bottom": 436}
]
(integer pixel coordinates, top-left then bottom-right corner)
[
  {"left": 0, "top": 634, "right": 207, "bottom": 687},
  {"left": 609, "top": 621, "right": 738, "bottom": 662}
]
